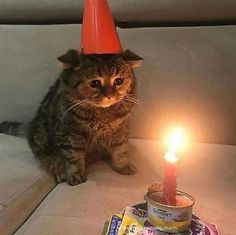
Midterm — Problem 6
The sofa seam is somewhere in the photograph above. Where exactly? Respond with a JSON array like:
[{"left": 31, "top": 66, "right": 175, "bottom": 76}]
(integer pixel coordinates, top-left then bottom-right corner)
[
  {"left": 36, "top": 185, "right": 61, "bottom": 217},
  {"left": 0, "top": 173, "right": 45, "bottom": 208}
]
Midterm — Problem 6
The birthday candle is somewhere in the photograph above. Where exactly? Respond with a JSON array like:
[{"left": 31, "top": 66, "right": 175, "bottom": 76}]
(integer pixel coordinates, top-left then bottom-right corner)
[{"left": 163, "top": 128, "right": 183, "bottom": 206}]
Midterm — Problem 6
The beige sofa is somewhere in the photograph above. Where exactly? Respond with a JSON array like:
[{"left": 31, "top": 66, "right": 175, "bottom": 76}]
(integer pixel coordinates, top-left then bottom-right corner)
[{"left": 0, "top": 1, "right": 236, "bottom": 234}]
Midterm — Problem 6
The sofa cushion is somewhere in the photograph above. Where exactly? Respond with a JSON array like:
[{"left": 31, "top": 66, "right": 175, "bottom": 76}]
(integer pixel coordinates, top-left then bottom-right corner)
[
  {"left": 0, "top": 134, "right": 56, "bottom": 235},
  {"left": 0, "top": 0, "right": 236, "bottom": 24},
  {"left": 0, "top": 25, "right": 236, "bottom": 144},
  {"left": 15, "top": 138, "right": 236, "bottom": 235},
  {"left": 112, "top": 0, "right": 236, "bottom": 25}
]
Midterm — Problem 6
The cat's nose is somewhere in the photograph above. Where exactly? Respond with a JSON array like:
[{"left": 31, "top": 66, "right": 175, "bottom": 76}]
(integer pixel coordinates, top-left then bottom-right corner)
[
  {"left": 106, "top": 95, "right": 112, "bottom": 100},
  {"left": 104, "top": 87, "right": 113, "bottom": 100}
]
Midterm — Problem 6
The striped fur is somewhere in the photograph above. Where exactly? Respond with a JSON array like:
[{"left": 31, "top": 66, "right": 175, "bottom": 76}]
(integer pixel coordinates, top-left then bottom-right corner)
[
  {"left": 3, "top": 50, "right": 142, "bottom": 186},
  {"left": 0, "top": 121, "right": 28, "bottom": 138}
]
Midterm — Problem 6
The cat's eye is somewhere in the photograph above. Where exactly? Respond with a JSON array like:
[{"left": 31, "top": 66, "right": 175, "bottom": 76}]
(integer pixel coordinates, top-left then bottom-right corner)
[
  {"left": 114, "top": 78, "right": 124, "bottom": 86},
  {"left": 89, "top": 80, "right": 102, "bottom": 88}
]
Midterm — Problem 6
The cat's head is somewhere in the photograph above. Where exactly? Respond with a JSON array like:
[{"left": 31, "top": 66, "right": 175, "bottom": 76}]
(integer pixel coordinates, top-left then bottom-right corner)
[{"left": 58, "top": 49, "right": 143, "bottom": 108}]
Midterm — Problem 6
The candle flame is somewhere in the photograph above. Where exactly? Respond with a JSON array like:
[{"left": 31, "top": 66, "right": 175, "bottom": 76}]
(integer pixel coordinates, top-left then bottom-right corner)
[
  {"left": 168, "top": 128, "right": 184, "bottom": 153},
  {"left": 164, "top": 152, "right": 178, "bottom": 164},
  {"left": 164, "top": 127, "right": 185, "bottom": 163}
]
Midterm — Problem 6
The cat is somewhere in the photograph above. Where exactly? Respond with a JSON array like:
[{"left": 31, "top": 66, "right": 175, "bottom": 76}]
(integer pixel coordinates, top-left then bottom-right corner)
[{"left": 0, "top": 49, "right": 143, "bottom": 186}]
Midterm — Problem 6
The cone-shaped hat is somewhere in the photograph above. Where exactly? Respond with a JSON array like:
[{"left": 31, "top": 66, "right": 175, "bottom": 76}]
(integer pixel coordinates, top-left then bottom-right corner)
[{"left": 81, "top": 0, "right": 123, "bottom": 54}]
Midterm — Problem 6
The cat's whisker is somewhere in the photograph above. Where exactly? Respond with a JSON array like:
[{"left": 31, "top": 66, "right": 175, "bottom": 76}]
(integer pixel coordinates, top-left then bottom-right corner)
[
  {"left": 123, "top": 96, "right": 142, "bottom": 106},
  {"left": 119, "top": 100, "right": 127, "bottom": 106},
  {"left": 122, "top": 99, "right": 141, "bottom": 106},
  {"left": 127, "top": 100, "right": 142, "bottom": 106},
  {"left": 129, "top": 98, "right": 142, "bottom": 105},
  {"left": 125, "top": 94, "right": 142, "bottom": 103},
  {"left": 76, "top": 100, "right": 89, "bottom": 109},
  {"left": 125, "top": 94, "right": 142, "bottom": 104},
  {"left": 126, "top": 97, "right": 142, "bottom": 103},
  {"left": 75, "top": 102, "right": 88, "bottom": 111},
  {"left": 126, "top": 94, "right": 139, "bottom": 99},
  {"left": 62, "top": 101, "right": 84, "bottom": 120}
]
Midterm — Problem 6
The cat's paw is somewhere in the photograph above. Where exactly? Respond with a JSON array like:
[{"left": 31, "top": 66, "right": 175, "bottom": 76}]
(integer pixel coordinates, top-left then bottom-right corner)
[
  {"left": 67, "top": 172, "right": 87, "bottom": 186},
  {"left": 113, "top": 163, "right": 137, "bottom": 175},
  {"left": 55, "top": 172, "right": 67, "bottom": 183}
]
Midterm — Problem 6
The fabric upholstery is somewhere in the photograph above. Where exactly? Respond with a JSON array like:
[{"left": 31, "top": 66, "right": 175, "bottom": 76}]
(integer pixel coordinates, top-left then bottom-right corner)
[
  {"left": 0, "top": 134, "right": 56, "bottom": 235},
  {"left": 0, "top": 25, "right": 236, "bottom": 144},
  {"left": 15, "top": 138, "right": 236, "bottom": 235},
  {"left": 0, "top": 0, "right": 236, "bottom": 24}
]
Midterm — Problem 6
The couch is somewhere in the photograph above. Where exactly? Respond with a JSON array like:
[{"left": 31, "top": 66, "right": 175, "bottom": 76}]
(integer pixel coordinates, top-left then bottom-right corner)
[{"left": 0, "top": 1, "right": 236, "bottom": 234}]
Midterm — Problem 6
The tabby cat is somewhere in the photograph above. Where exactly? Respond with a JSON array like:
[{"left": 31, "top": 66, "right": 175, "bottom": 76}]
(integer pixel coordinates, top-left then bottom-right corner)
[{"left": 0, "top": 49, "right": 142, "bottom": 186}]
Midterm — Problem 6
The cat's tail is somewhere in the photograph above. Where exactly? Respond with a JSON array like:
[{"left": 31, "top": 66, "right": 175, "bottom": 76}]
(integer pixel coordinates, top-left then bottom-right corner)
[{"left": 0, "top": 121, "right": 28, "bottom": 138}]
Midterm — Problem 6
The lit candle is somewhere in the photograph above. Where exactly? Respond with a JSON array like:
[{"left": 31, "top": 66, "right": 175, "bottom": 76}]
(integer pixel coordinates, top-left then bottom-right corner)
[{"left": 163, "top": 128, "right": 184, "bottom": 206}]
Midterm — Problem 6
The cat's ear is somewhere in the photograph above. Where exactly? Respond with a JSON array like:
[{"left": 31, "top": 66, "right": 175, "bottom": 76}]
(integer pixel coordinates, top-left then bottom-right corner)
[
  {"left": 122, "top": 49, "right": 143, "bottom": 68},
  {"left": 57, "top": 49, "right": 80, "bottom": 69}
]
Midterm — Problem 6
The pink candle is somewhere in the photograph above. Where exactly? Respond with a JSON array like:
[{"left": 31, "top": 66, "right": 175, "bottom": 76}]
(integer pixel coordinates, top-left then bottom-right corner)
[
  {"left": 163, "top": 153, "right": 177, "bottom": 206},
  {"left": 162, "top": 128, "right": 183, "bottom": 206}
]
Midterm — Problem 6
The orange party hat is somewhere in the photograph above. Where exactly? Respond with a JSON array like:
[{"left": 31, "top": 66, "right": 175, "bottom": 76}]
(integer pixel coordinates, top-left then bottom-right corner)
[{"left": 81, "top": 0, "right": 123, "bottom": 54}]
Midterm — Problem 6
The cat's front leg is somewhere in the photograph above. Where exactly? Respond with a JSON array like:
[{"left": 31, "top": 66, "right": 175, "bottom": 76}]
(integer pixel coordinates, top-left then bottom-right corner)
[
  {"left": 58, "top": 147, "right": 87, "bottom": 186},
  {"left": 66, "top": 151, "right": 87, "bottom": 186},
  {"left": 111, "top": 143, "right": 136, "bottom": 175}
]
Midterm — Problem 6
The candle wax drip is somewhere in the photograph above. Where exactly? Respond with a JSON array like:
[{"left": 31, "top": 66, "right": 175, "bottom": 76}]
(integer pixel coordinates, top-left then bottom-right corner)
[{"left": 163, "top": 162, "right": 177, "bottom": 206}]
